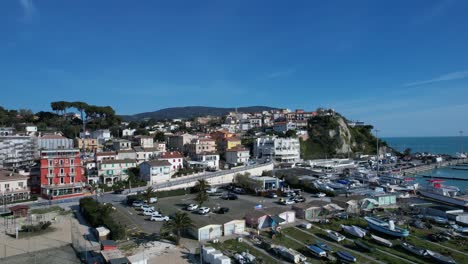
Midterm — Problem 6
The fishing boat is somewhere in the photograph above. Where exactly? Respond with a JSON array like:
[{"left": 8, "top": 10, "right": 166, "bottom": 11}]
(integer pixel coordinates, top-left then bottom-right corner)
[
  {"left": 401, "top": 242, "right": 427, "bottom": 256},
  {"left": 336, "top": 251, "right": 357, "bottom": 263},
  {"left": 364, "top": 216, "right": 409, "bottom": 237},
  {"left": 370, "top": 234, "right": 393, "bottom": 247},
  {"left": 354, "top": 240, "right": 375, "bottom": 252},
  {"left": 341, "top": 225, "right": 367, "bottom": 238},
  {"left": 426, "top": 250, "right": 457, "bottom": 264},
  {"left": 314, "top": 241, "right": 333, "bottom": 252},
  {"left": 306, "top": 244, "right": 327, "bottom": 258},
  {"left": 418, "top": 180, "right": 468, "bottom": 207},
  {"left": 326, "top": 229, "right": 346, "bottom": 242}
]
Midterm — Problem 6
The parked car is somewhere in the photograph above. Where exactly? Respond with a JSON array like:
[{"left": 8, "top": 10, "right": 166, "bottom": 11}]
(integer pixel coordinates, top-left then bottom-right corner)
[
  {"left": 282, "top": 191, "right": 295, "bottom": 198},
  {"left": 143, "top": 209, "right": 157, "bottom": 216},
  {"left": 150, "top": 215, "right": 169, "bottom": 222},
  {"left": 206, "top": 187, "right": 218, "bottom": 194},
  {"left": 214, "top": 207, "right": 229, "bottom": 214},
  {"left": 140, "top": 205, "right": 155, "bottom": 211},
  {"left": 149, "top": 197, "right": 158, "bottom": 204},
  {"left": 198, "top": 207, "right": 210, "bottom": 215},
  {"left": 186, "top": 204, "right": 199, "bottom": 211},
  {"left": 113, "top": 189, "right": 124, "bottom": 194},
  {"left": 312, "top": 192, "right": 326, "bottom": 198},
  {"left": 233, "top": 187, "right": 246, "bottom": 194},
  {"left": 221, "top": 193, "right": 238, "bottom": 200},
  {"left": 280, "top": 198, "right": 295, "bottom": 205},
  {"left": 132, "top": 201, "right": 144, "bottom": 207},
  {"left": 293, "top": 196, "right": 306, "bottom": 203},
  {"left": 266, "top": 192, "right": 278, "bottom": 198}
]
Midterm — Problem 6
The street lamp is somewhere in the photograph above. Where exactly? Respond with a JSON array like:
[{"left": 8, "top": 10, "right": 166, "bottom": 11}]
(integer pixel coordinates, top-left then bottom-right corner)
[{"left": 375, "top": 129, "right": 380, "bottom": 176}]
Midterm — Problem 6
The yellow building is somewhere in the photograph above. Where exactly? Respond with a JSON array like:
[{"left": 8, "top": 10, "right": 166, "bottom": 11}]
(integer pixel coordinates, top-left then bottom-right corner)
[{"left": 75, "top": 137, "right": 100, "bottom": 152}]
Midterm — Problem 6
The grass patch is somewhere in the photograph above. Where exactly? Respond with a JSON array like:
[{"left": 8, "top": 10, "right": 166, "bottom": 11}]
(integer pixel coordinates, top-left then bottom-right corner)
[
  {"left": 406, "top": 235, "right": 466, "bottom": 264},
  {"left": 209, "top": 239, "right": 278, "bottom": 264},
  {"left": 30, "top": 205, "right": 64, "bottom": 214}
]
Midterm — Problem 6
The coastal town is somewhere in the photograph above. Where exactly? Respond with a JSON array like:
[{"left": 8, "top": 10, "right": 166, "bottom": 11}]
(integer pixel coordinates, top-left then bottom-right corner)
[{"left": 0, "top": 103, "right": 467, "bottom": 264}]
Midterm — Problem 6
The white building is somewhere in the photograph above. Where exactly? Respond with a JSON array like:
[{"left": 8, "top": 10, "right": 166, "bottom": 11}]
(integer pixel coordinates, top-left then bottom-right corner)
[
  {"left": 90, "top": 129, "right": 112, "bottom": 144},
  {"left": 98, "top": 159, "right": 137, "bottom": 185},
  {"left": 25, "top": 125, "right": 38, "bottom": 136},
  {"left": 225, "top": 148, "right": 250, "bottom": 165},
  {"left": 0, "top": 170, "right": 30, "bottom": 204},
  {"left": 139, "top": 160, "right": 172, "bottom": 185},
  {"left": 159, "top": 151, "right": 184, "bottom": 172},
  {"left": 188, "top": 153, "right": 220, "bottom": 170},
  {"left": 273, "top": 122, "right": 296, "bottom": 133},
  {"left": 253, "top": 136, "right": 300, "bottom": 162},
  {"left": 122, "top": 128, "right": 136, "bottom": 137},
  {"left": 113, "top": 139, "right": 132, "bottom": 151},
  {"left": 133, "top": 135, "right": 154, "bottom": 148},
  {"left": 0, "top": 135, "right": 36, "bottom": 169},
  {"left": 37, "top": 134, "right": 74, "bottom": 150}
]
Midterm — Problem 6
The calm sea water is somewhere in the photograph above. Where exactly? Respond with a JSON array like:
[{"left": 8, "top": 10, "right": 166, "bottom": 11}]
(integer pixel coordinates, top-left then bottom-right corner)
[
  {"left": 383, "top": 136, "right": 468, "bottom": 156},
  {"left": 384, "top": 137, "right": 468, "bottom": 191}
]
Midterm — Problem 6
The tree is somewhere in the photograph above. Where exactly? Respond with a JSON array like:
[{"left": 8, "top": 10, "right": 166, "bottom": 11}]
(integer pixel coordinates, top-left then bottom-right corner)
[
  {"left": 161, "top": 212, "right": 194, "bottom": 245},
  {"left": 194, "top": 191, "right": 208, "bottom": 206},
  {"left": 403, "top": 148, "right": 412, "bottom": 157},
  {"left": 154, "top": 131, "right": 166, "bottom": 142},
  {"left": 193, "top": 179, "right": 210, "bottom": 193},
  {"left": 142, "top": 187, "right": 157, "bottom": 205}
]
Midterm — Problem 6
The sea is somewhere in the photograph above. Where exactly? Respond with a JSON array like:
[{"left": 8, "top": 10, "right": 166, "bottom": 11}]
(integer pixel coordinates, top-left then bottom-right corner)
[{"left": 384, "top": 136, "right": 468, "bottom": 191}]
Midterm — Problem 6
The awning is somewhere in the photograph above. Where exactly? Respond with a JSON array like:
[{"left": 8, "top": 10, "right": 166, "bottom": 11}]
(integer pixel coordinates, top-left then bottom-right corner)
[{"left": 270, "top": 215, "right": 286, "bottom": 224}]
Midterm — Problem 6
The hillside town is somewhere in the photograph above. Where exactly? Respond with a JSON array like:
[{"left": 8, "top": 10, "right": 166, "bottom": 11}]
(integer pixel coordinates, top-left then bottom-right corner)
[{"left": 0, "top": 104, "right": 467, "bottom": 264}]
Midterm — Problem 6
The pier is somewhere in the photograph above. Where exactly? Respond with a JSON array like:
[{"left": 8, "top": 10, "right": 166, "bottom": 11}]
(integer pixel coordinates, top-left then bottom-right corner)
[
  {"left": 402, "top": 158, "right": 468, "bottom": 176},
  {"left": 452, "top": 167, "right": 468, "bottom": 171},
  {"left": 420, "top": 175, "right": 468, "bottom": 181}
]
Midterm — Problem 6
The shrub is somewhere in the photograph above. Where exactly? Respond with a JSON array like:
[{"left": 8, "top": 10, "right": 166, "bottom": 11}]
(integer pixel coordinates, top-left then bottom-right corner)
[{"left": 79, "top": 197, "right": 125, "bottom": 240}]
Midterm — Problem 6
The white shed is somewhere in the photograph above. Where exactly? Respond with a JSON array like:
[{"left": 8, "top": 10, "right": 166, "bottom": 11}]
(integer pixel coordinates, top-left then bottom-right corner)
[
  {"left": 194, "top": 224, "right": 223, "bottom": 241},
  {"left": 223, "top": 220, "right": 246, "bottom": 236}
]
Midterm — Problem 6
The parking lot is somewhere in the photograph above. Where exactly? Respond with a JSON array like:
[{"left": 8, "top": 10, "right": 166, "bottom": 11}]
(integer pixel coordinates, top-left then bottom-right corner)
[{"left": 107, "top": 189, "right": 326, "bottom": 239}]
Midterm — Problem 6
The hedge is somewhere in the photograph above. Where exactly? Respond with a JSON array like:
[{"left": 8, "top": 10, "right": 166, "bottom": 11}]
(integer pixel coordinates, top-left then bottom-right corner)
[{"left": 79, "top": 197, "right": 125, "bottom": 240}]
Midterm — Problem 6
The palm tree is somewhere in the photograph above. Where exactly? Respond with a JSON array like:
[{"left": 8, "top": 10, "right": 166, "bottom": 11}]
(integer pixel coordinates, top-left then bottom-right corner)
[
  {"left": 161, "top": 212, "right": 194, "bottom": 245},
  {"left": 142, "top": 187, "right": 156, "bottom": 205},
  {"left": 193, "top": 179, "right": 210, "bottom": 193},
  {"left": 194, "top": 191, "right": 208, "bottom": 206}
]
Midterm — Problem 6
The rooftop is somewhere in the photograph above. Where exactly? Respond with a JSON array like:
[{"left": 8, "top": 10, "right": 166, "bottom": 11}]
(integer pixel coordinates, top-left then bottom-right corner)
[
  {"left": 145, "top": 160, "right": 172, "bottom": 167},
  {"left": 101, "top": 159, "right": 136, "bottom": 164},
  {"left": 0, "top": 170, "right": 29, "bottom": 182},
  {"left": 160, "top": 151, "right": 184, "bottom": 159},
  {"left": 96, "top": 151, "right": 117, "bottom": 156}
]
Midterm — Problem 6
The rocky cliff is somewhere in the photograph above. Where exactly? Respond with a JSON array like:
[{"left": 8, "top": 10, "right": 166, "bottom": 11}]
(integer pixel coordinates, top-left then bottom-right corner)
[{"left": 300, "top": 113, "right": 387, "bottom": 159}]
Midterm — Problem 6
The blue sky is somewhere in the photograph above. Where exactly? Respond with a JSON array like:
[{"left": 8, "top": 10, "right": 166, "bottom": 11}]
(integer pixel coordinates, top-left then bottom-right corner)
[{"left": 1, "top": 0, "right": 467, "bottom": 137}]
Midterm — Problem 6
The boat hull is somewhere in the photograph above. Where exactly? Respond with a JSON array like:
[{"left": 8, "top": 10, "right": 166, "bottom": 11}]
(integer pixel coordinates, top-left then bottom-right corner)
[
  {"left": 419, "top": 190, "right": 468, "bottom": 207},
  {"left": 366, "top": 222, "right": 409, "bottom": 237},
  {"left": 337, "top": 251, "right": 356, "bottom": 263}
]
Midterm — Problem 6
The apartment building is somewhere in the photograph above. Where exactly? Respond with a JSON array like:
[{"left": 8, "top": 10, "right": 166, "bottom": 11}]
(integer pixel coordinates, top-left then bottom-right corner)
[
  {"left": 253, "top": 136, "right": 301, "bottom": 162},
  {"left": 0, "top": 135, "right": 36, "bottom": 169}
]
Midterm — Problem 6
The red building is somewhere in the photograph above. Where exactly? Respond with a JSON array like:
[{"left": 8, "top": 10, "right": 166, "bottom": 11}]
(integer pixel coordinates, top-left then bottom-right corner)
[{"left": 35, "top": 149, "right": 86, "bottom": 200}]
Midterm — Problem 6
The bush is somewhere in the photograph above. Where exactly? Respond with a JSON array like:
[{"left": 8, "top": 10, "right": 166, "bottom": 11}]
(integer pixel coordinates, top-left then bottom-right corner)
[
  {"left": 79, "top": 197, "right": 125, "bottom": 240},
  {"left": 21, "top": 221, "right": 52, "bottom": 232}
]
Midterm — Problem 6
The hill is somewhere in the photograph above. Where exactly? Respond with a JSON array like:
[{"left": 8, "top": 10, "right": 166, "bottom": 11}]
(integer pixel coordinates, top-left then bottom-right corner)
[
  {"left": 121, "top": 106, "right": 277, "bottom": 121},
  {"left": 300, "top": 113, "right": 390, "bottom": 159}
]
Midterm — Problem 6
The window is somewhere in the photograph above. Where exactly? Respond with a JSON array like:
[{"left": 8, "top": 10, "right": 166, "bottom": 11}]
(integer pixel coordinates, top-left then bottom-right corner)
[
  {"left": 60, "top": 168, "right": 64, "bottom": 175},
  {"left": 60, "top": 159, "right": 64, "bottom": 165},
  {"left": 71, "top": 168, "right": 75, "bottom": 174},
  {"left": 60, "top": 177, "right": 64, "bottom": 184},
  {"left": 49, "top": 169, "right": 53, "bottom": 175},
  {"left": 70, "top": 177, "right": 75, "bottom": 183},
  {"left": 49, "top": 160, "right": 53, "bottom": 166},
  {"left": 49, "top": 178, "right": 53, "bottom": 185},
  {"left": 5, "top": 184, "right": 9, "bottom": 189},
  {"left": 19, "top": 182, "right": 24, "bottom": 188},
  {"left": 70, "top": 159, "right": 74, "bottom": 165}
]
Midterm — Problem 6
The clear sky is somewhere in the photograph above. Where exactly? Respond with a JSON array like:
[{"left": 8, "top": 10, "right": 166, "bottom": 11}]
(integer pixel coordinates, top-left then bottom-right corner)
[{"left": 1, "top": 0, "right": 467, "bottom": 137}]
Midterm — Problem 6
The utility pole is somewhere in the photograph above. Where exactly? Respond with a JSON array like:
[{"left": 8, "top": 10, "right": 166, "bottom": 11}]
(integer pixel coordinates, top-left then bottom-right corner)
[
  {"left": 375, "top": 129, "right": 380, "bottom": 176},
  {"left": 460, "top": 131, "right": 464, "bottom": 154}
]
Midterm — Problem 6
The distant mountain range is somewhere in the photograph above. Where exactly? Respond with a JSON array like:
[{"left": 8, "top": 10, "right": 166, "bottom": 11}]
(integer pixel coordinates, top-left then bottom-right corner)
[{"left": 120, "top": 106, "right": 277, "bottom": 121}]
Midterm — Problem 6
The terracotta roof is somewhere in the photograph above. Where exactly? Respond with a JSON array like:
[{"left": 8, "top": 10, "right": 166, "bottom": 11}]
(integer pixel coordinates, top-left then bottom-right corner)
[
  {"left": 145, "top": 160, "right": 172, "bottom": 167},
  {"left": 40, "top": 134, "right": 67, "bottom": 139},
  {"left": 225, "top": 137, "right": 241, "bottom": 141},
  {"left": 118, "top": 150, "right": 135, "bottom": 153},
  {"left": 160, "top": 151, "right": 184, "bottom": 159}
]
